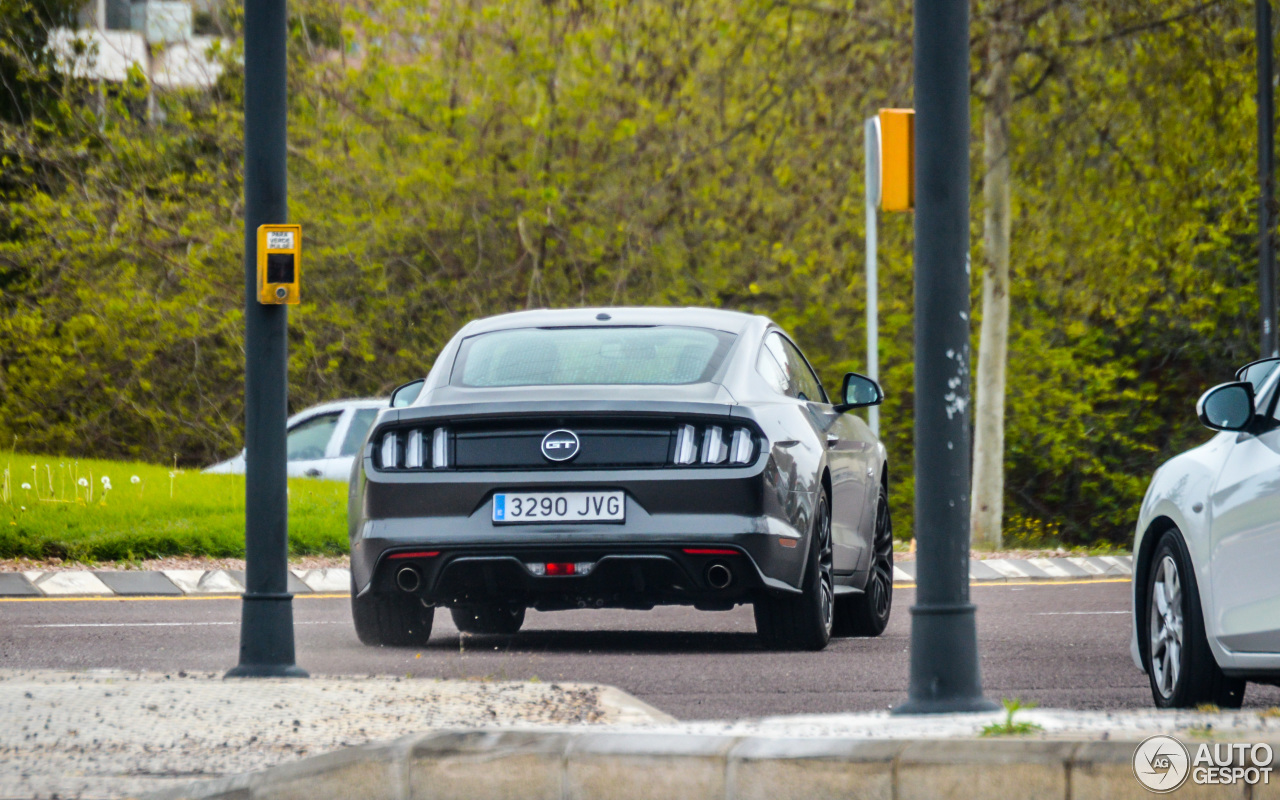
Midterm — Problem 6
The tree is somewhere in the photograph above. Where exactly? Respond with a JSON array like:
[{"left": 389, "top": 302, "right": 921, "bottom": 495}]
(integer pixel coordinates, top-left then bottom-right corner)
[{"left": 971, "top": 7, "right": 1014, "bottom": 549}]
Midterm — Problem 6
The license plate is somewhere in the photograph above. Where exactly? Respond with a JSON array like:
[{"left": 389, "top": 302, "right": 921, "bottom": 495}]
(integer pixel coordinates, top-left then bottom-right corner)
[{"left": 492, "top": 491, "right": 625, "bottom": 523}]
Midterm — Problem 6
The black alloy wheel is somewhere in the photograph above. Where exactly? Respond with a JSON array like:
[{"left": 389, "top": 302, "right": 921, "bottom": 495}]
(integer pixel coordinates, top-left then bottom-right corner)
[
  {"left": 1143, "top": 530, "right": 1244, "bottom": 709},
  {"left": 754, "top": 492, "right": 833, "bottom": 651},
  {"left": 834, "top": 482, "right": 893, "bottom": 637}
]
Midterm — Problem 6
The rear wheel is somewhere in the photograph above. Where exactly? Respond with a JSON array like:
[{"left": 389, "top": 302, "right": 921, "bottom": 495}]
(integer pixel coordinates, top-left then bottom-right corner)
[
  {"left": 351, "top": 579, "right": 435, "bottom": 647},
  {"left": 754, "top": 493, "right": 833, "bottom": 651},
  {"left": 1144, "top": 530, "right": 1244, "bottom": 708},
  {"left": 450, "top": 603, "right": 526, "bottom": 635},
  {"left": 834, "top": 482, "right": 893, "bottom": 637}
]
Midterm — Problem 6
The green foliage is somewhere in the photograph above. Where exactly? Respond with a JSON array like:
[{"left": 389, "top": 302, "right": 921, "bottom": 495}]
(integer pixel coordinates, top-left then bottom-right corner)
[
  {"left": 0, "top": 0, "right": 1266, "bottom": 547},
  {"left": 0, "top": 452, "right": 346, "bottom": 561},
  {"left": 981, "top": 698, "right": 1043, "bottom": 737},
  {"left": 0, "top": 0, "right": 81, "bottom": 125}
]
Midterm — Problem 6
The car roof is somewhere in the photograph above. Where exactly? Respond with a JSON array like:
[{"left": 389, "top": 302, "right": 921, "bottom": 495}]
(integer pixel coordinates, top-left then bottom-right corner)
[
  {"left": 288, "top": 397, "right": 386, "bottom": 426},
  {"left": 455, "top": 307, "right": 769, "bottom": 336}
]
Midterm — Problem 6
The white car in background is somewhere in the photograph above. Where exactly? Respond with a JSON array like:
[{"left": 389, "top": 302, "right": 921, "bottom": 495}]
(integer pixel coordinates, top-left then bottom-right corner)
[
  {"left": 204, "top": 398, "right": 387, "bottom": 481},
  {"left": 1132, "top": 357, "right": 1280, "bottom": 708}
]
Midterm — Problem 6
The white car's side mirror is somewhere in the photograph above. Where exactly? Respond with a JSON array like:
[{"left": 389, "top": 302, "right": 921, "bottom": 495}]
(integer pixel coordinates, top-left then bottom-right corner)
[{"left": 1197, "top": 381, "right": 1255, "bottom": 432}]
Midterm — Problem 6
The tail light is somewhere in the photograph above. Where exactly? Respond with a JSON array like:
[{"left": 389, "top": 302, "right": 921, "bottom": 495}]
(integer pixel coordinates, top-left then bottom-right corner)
[
  {"left": 672, "top": 423, "right": 757, "bottom": 466},
  {"left": 376, "top": 427, "right": 450, "bottom": 470}
]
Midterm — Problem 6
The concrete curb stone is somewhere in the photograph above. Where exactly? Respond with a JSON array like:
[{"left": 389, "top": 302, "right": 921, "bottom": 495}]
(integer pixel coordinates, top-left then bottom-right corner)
[
  {"left": 0, "top": 557, "right": 1136, "bottom": 598},
  {"left": 966, "top": 560, "right": 1006, "bottom": 582},
  {"left": 223, "top": 569, "right": 313, "bottom": 595},
  {"left": 896, "top": 739, "right": 1074, "bottom": 800},
  {"left": 0, "top": 572, "right": 40, "bottom": 596},
  {"left": 95, "top": 570, "right": 184, "bottom": 596},
  {"left": 32, "top": 570, "right": 114, "bottom": 596},
  {"left": 145, "top": 729, "right": 1267, "bottom": 800},
  {"left": 566, "top": 732, "right": 738, "bottom": 800},
  {"left": 728, "top": 737, "right": 902, "bottom": 800},
  {"left": 993, "top": 559, "right": 1053, "bottom": 581},
  {"left": 409, "top": 731, "right": 571, "bottom": 800},
  {"left": 162, "top": 569, "right": 245, "bottom": 595},
  {"left": 295, "top": 568, "right": 350, "bottom": 593}
]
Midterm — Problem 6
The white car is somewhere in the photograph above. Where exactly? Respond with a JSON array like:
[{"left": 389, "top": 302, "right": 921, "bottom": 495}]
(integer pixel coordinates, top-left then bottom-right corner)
[
  {"left": 1132, "top": 357, "right": 1280, "bottom": 708},
  {"left": 204, "top": 398, "right": 387, "bottom": 481}
]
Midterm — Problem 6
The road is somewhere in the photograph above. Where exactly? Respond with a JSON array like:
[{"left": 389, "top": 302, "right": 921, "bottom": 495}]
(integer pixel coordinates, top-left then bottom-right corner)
[{"left": 2, "top": 580, "right": 1277, "bottom": 720}]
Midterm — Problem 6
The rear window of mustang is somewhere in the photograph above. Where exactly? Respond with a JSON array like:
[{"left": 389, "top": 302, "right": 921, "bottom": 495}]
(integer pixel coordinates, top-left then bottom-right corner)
[{"left": 452, "top": 326, "right": 737, "bottom": 387}]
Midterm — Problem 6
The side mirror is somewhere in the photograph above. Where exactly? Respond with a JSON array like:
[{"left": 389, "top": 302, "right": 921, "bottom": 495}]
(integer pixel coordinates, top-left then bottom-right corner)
[
  {"left": 1235, "top": 357, "right": 1280, "bottom": 391},
  {"left": 1197, "top": 382, "right": 1255, "bottom": 432},
  {"left": 834, "top": 372, "right": 883, "bottom": 412},
  {"left": 390, "top": 379, "right": 425, "bottom": 409}
]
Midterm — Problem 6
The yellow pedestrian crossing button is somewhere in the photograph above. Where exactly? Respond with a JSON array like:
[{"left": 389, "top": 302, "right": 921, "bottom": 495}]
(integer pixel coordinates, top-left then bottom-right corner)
[{"left": 257, "top": 224, "right": 301, "bottom": 305}]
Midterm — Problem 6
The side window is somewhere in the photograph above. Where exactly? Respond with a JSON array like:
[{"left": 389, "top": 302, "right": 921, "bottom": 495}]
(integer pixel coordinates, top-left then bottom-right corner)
[
  {"left": 757, "top": 342, "right": 791, "bottom": 396},
  {"left": 339, "top": 408, "right": 380, "bottom": 456},
  {"left": 779, "top": 337, "right": 827, "bottom": 403},
  {"left": 286, "top": 413, "right": 341, "bottom": 461}
]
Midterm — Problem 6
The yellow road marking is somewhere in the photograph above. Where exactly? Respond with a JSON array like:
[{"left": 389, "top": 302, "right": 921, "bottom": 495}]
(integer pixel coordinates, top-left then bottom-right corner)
[{"left": 0, "top": 593, "right": 349, "bottom": 604}]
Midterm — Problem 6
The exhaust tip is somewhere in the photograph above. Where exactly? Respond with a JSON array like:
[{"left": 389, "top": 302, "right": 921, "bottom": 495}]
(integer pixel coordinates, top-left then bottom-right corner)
[
  {"left": 705, "top": 562, "right": 732, "bottom": 590},
  {"left": 395, "top": 565, "right": 421, "bottom": 593}
]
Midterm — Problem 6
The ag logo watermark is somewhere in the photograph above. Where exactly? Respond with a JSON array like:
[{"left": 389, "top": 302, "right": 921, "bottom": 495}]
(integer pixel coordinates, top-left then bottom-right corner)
[
  {"left": 1133, "top": 735, "right": 1190, "bottom": 793},
  {"left": 1133, "top": 735, "right": 1273, "bottom": 793}
]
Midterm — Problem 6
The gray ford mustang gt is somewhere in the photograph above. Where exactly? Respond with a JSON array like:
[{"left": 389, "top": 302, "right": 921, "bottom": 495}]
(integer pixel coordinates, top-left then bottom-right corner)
[{"left": 348, "top": 307, "right": 892, "bottom": 651}]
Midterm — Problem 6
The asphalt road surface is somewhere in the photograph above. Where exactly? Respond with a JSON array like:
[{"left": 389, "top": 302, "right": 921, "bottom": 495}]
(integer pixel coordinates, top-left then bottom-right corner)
[{"left": 3, "top": 580, "right": 1277, "bottom": 720}]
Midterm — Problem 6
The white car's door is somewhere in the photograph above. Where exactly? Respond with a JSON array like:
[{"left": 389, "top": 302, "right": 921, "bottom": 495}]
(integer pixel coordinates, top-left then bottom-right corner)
[
  {"left": 285, "top": 411, "right": 344, "bottom": 478},
  {"left": 1209, "top": 395, "right": 1280, "bottom": 653},
  {"left": 320, "top": 406, "right": 381, "bottom": 480}
]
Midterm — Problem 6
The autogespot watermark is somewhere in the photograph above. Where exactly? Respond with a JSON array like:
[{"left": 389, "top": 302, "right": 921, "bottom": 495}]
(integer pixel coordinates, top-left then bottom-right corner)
[{"left": 1132, "top": 735, "right": 1274, "bottom": 793}]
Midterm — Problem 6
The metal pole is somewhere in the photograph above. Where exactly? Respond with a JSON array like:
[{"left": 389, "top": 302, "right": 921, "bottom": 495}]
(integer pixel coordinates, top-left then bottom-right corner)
[
  {"left": 893, "top": 0, "right": 995, "bottom": 715},
  {"left": 1259, "top": 0, "right": 1277, "bottom": 358},
  {"left": 226, "top": 0, "right": 306, "bottom": 679},
  {"left": 865, "top": 117, "right": 881, "bottom": 438}
]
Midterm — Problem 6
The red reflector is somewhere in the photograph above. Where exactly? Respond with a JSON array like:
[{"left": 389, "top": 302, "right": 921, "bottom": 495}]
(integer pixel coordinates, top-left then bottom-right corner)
[
  {"left": 387, "top": 551, "right": 440, "bottom": 560},
  {"left": 545, "top": 562, "right": 576, "bottom": 575},
  {"left": 682, "top": 548, "right": 738, "bottom": 555}
]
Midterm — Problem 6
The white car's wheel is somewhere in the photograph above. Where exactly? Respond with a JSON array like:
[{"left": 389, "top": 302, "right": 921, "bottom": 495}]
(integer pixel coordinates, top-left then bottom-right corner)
[{"left": 1144, "top": 530, "right": 1244, "bottom": 708}]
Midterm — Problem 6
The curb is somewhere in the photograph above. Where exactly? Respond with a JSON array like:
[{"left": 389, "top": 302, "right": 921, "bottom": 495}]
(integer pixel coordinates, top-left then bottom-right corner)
[
  {"left": 0, "top": 558, "right": 1132, "bottom": 598},
  {"left": 139, "top": 727, "right": 1274, "bottom": 800},
  {"left": 891, "top": 555, "right": 1133, "bottom": 584},
  {"left": 0, "top": 567, "right": 350, "bottom": 598}
]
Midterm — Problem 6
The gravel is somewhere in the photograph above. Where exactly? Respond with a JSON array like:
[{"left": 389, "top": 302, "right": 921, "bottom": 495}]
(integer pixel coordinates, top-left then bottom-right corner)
[{"left": 0, "top": 669, "right": 621, "bottom": 799}]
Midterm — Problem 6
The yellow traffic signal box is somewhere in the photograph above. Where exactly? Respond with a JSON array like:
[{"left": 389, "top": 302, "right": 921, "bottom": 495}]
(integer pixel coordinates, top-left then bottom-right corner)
[
  {"left": 257, "top": 224, "right": 301, "bottom": 305},
  {"left": 878, "top": 109, "right": 914, "bottom": 212}
]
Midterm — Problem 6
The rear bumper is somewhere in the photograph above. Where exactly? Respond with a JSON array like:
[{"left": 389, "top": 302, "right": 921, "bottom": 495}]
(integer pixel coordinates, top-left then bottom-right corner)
[
  {"left": 351, "top": 446, "right": 819, "bottom": 604},
  {"left": 361, "top": 542, "right": 795, "bottom": 611},
  {"left": 351, "top": 508, "right": 809, "bottom": 607}
]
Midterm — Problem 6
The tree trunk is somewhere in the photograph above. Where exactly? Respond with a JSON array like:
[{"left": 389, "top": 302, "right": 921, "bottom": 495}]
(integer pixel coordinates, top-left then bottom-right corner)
[{"left": 971, "top": 35, "right": 1012, "bottom": 550}]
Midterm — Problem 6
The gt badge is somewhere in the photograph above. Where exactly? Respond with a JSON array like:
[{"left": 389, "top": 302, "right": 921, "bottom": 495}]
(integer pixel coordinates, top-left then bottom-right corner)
[{"left": 541, "top": 430, "right": 580, "bottom": 462}]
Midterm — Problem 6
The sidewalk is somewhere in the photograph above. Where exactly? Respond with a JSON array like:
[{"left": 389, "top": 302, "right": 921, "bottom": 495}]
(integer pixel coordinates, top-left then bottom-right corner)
[{"left": 0, "top": 669, "right": 672, "bottom": 800}]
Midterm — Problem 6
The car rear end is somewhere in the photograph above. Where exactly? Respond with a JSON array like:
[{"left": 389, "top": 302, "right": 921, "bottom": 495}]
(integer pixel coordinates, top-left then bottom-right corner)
[
  {"left": 350, "top": 395, "right": 808, "bottom": 614},
  {"left": 348, "top": 313, "right": 816, "bottom": 620}
]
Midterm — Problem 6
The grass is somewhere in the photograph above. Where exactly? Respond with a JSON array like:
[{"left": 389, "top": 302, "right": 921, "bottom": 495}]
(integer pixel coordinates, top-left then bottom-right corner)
[
  {"left": 0, "top": 452, "right": 347, "bottom": 563},
  {"left": 981, "top": 698, "right": 1043, "bottom": 737}
]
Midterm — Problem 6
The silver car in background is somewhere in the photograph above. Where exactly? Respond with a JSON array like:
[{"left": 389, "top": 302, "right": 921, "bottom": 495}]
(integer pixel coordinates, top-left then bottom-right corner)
[
  {"left": 1131, "top": 357, "right": 1280, "bottom": 708},
  {"left": 204, "top": 398, "right": 387, "bottom": 481}
]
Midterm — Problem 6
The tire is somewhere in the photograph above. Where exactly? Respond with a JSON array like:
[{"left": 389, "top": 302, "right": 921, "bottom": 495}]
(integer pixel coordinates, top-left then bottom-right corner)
[
  {"left": 754, "top": 492, "right": 833, "bottom": 651},
  {"left": 450, "top": 604, "right": 526, "bottom": 635},
  {"left": 1144, "top": 530, "right": 1245, "bottom": 709},
  {"left": 351, "top": 578, "right": 435, "bottom": 647},
  {"left": 834, "top": 482, "right": 893, "bottom": 637}
]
